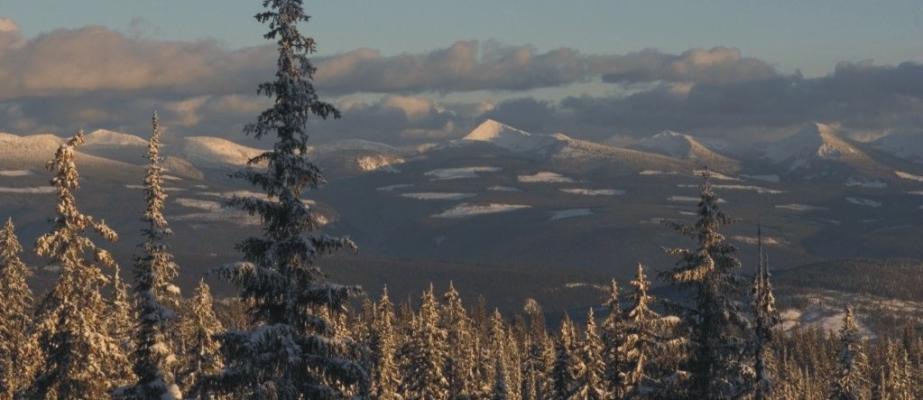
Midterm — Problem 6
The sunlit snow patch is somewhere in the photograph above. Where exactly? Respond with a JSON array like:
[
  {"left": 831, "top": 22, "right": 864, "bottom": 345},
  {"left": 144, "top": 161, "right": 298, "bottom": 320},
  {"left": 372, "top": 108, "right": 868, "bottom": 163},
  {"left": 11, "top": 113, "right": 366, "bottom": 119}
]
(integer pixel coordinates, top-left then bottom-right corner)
[
  {"left": 639, "top": 170, "right": 679, "bottom": 176},
  {"left": 845, "top": 177, "right": 887, "bottom": 188},
  {"left": 488, "top": 185, "right": 521, "bottom": 192},
  {"left": 731, "top": 235, "right": 786, "bottom": 246},
  {"left": 432, "top": 203, "right": 530, "bottom": 218},
  {"left": 0, "top": 186, "right": 55, "bottom": 194},
  {"left": 895, "top": 170, "right": 923, "bottom": 183},
  {"left": 550, "top": 209, "right": 593, "bottom": 221},
  {"left": 741, "top": 174, "right": 780, "bottom": 183},
  {"left": 713, "top": 185, "right": 783, "bottom": 194},
  {"left": 517, "top": 171, "right": 574, "bottom": 183},
  {"left": 694, "top": 169, "right": 739, "bottom": 181},
  {"left": 401, "top": 192, "right": 476, "bottom": 201},
  {"left": 377, "top": 184, "right": 415, "bottom": 192},
  {"left": 0, "top": 169, "right": 33, "bottom": 177},
  {"left": 425, "top": 166, "right": 501, "bottom": 180},
  {"left": 846, "top": 197, "right": 882, "bottom": 208},
  {"left": 560, "top": 188, "right": 624, "bottom": 196},
  {"left": 775, "top": 203, "right": 827, "bottom": 212}
]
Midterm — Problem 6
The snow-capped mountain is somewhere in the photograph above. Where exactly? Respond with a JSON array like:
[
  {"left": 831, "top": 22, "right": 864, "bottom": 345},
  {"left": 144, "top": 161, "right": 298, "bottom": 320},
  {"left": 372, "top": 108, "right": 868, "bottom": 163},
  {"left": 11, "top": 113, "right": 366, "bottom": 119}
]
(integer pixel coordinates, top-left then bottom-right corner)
[
  {"left": 460, "top": 120, "right": 691, "bottom": 174},
  {"left": 462, "top": 119, "right": 559, "bottom": 154},
  {"left": 181, "top": 136, "right": 266, "bottom": 168},
  {"left": 763, "top": 123, "right": 887, "bottom": 177},
  {"left": 83, "top": 129, "right": 147, "bottom": 147},
  {"left": 873, "top": 131, "right": 923, "bottom": 164},
  {"left": 632, "top": 130, "right": 740, "bottom": 173}
]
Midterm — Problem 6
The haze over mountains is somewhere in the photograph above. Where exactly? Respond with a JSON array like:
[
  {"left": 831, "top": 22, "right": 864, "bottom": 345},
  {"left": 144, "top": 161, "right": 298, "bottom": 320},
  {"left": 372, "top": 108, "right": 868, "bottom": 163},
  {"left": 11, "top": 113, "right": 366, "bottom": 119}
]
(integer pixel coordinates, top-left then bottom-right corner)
[{"left": 4, "top": 119, "right": 923, "bottom": 320}]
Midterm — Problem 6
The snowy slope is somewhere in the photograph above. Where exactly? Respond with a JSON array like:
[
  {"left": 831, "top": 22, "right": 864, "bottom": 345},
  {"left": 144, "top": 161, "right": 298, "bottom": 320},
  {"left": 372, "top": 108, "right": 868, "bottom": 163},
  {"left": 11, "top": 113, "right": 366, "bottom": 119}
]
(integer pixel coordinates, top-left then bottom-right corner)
[
  {"left": 84, "top": 129, "right": 147, "bottom": 147},
  {"left": 461, "top": 120, "right": 692, "bottom": 174},
  {"left": 182, "top": 136, "right": 266, "bottom": 168},
  {"left": 632, "top": 130, "right": 740, "bottom": 172},
  {"left": 763, "top": 123, "right": 887, "bottom": 176},
  {"left": 0, "top": 132, "right": 142, "bottom": 177}
]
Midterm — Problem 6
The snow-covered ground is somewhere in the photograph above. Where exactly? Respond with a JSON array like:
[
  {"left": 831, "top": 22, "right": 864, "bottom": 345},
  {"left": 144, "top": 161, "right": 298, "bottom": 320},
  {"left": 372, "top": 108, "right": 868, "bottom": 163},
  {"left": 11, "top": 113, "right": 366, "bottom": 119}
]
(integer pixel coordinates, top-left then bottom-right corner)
[
  {"left": 731, "top": 235, "right": 786, "bottom": 246},
  {"left": 776, "top": 203, "right": 828, "bottom": 212},
  {"left": 668, "top": 195, "right": 726, "bottom": 204},
  {"left": 846, "top": 197, "right": 882, "bottom": 208},
  {"left": 895, "top": 170, "right": 923, "bottom": 182},
  {"left": 0, "top": 169, "right": 33, "bottom": 177},
  {"left": 174, "top": 198, "right": 224, "bottom": 212},
  {"left": 639, "top": 170, "right": 678, "bottom": 176},
  {"left": 488, "top": 185, "right": 521, "bottom": 192},
  {"left": 377, "top": 184, "right": 415, "bottom": 192},
  {"left": 845, "top": 177, "right": 887, "bottom": 188},
  {"left": 400, "top": 192, "right": 476, "bottom": 201},
  {"left": 425, "top": 166, "right": 501, "bottom": 180},
  {"left": 356, "top": 155, "right": 404, "bottom": 173},
  {"left": 550, "top": 208, "right": 593, "bottom": 221},
  {"left": 432, "top": 203, "right": 531, "bottom": 218},
  {"left": 712, "top": 184, "right": 784, "bottom": 194},
  {"left": 0, "top": 186, "right": 55, "bottom": 194},
  {"left": 741, "top": 174, "right": 780, "bottom": 183},
  {"left": 517, "top": 171, "right": 574, "bottom": 183},
  {"left": 560, "top": 188, "right": 624, "bottom": 196}
]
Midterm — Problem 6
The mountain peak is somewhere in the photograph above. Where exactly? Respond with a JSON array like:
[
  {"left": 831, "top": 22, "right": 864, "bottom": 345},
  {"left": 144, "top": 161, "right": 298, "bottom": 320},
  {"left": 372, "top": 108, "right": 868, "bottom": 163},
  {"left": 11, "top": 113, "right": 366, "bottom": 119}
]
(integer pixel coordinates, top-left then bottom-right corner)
[
  {"left": 84, "top": 129, "right": 148, "bottom": 147},
  {"left": 462, "top": 119, "right": 557, "bottom": 153},
  {"left": 464, "top": 119, "right": 532, "bottom": 142}
]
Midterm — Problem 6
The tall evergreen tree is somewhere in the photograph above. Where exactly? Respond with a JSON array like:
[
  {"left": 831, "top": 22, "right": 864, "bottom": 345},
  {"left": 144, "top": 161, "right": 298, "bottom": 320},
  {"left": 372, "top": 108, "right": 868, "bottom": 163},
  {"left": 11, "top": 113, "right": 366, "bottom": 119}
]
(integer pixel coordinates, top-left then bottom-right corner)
[
  {"left": 369, "top": 288, "right": 400, "bottom": 400},
  {"left": 0, "top": 219, "right": 36, "bottom": 399},
  {"left": 522, "top": 299, "right": 548, "bottom": 400},
  {"left": 576, "top": 308, "right": 608, "bottom": 400},
  {"left": 752, "top": 224, "right": 780, "bottom": 400},
  {"left": 829, "top": 307, "right": 869, "bottom": 400},
  {"left": 178, "top": 280, "right": 224, "bottom": 399},
  {"left": 209, "top": 1, "right": 365, "bottom": 398},
  {"left": 29, "top": 131, "right": 132, "bottom": 399},
  {"left": 400, "top": 286, "right": 449, "bottom": 400},
  {"left": 109, "top": 265, "right": 137, "bottom": 387},
  {"left": 125, "top": 111, "right": 183, "bottom": 399},
  {"left": 551, "top": 315, "right": 581, "bottom": 400},
  {"left": 664, "top": 170, "right": 751, "bottom": 399},
  {"left": 442, "top": 282, "right": 477, "bottom": 399},
  {"left": 491, "top": 357, "right": 510, "bottom": 400},
  {"left": 600, "top": 279, "right": 627, "bottom": 398},
  {"left": 622, "top": 264, "right": 660, "bottom": 398}
]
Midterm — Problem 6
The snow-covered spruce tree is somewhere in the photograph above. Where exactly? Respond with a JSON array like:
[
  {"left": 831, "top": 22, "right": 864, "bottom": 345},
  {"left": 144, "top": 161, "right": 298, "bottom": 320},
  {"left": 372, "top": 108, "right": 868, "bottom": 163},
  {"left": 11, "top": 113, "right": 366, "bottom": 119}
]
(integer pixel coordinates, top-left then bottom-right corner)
[
  {"left": 622, "top": 264, "right": 659, "bottom": 397},
  {"left": 369, "top": 288, "right": 400, "bottom": 400},
  {"left": 878, "top": 339, "right": 913, "bottom": 400},
  {"left": 576, "top": 309, "right": 608, "bottom": 400},
  {"left": 109, "top": 265, "right": 138, "bottom": 385},
  {"left": 551, "top": 315, "right": 581, "bottom": 400},
  {"left": 208, "top": 1, "right": 365, "bottom": 398},
  {"left": 491, "top": 357, "right": 510, "bottom": 400},
  {"left": 664, "top": 171, "right": 751, "bottom": 399},
  {"left": 521, "top": 299, "right": 548, "bottom": 400},
  {"left": 29, "top": 131, "right": 133, "bottom": 399},
  {"left": 751, "top": 225, "right": 780, "bottom": 400},
  {"left": 399, "top": 286, "right": 449, "bottom": 400},
  {"left": 829, "top": 307, "right": 869, "bottom": 400},
  {"left": 123, "top": 111, "right": 183, "bottom": 399},
  {"left": 0, "top": 219, "right": 36, "bottom": 398},
  {"left": 600, "top": 279, "right": 627, "bottom": 398},
  {"left": 178, "top": 280, "right": 224, "bottom": 399},
  {"left": 442, "top": 282, "right": 477, "bottom": 399}
]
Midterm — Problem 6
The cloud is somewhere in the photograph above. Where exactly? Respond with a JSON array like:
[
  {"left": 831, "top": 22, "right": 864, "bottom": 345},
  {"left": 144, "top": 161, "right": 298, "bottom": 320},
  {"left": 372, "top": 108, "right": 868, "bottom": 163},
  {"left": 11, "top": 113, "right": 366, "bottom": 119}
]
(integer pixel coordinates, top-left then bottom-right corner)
[{"left": 598, "top": 47, "right": 779, "bottom": 85}]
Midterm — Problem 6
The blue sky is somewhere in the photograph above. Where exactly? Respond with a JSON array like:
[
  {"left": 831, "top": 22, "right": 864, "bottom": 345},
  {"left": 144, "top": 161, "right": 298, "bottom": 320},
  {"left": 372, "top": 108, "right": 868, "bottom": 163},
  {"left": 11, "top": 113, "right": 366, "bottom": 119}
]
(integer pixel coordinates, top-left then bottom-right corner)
[{"left": 5, "top": 0, "right": 922, "bottom": 76}]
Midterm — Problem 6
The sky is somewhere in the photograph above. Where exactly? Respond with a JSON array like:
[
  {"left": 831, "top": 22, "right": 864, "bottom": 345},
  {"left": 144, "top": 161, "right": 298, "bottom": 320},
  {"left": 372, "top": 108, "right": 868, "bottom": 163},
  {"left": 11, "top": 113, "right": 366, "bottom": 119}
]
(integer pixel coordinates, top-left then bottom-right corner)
[{"left": 1, "top": 1, "right": 922, "bottom": 144}]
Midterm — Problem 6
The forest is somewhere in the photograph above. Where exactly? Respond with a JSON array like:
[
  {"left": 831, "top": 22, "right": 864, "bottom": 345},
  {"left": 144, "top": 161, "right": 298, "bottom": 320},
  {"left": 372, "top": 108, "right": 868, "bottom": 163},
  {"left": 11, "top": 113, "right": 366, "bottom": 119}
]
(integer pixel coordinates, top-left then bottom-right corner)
[{"left": 0, "top": 1, "right": 919, "bottom": 399}]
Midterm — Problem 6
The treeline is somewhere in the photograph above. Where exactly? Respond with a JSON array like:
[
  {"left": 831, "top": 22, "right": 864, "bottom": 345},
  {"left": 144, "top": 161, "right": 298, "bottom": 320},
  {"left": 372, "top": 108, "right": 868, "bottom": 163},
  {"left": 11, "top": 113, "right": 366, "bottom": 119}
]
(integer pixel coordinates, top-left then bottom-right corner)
[{"left": 1, "top": 1, "right": 921, "bottom": 399}]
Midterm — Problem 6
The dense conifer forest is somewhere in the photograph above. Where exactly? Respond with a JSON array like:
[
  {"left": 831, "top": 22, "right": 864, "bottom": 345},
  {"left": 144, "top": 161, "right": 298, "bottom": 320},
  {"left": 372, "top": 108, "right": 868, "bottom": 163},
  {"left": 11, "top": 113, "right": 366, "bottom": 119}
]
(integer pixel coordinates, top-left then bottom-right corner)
[{"left": 1, "top": 1, "right": 921, "bottom": 399}]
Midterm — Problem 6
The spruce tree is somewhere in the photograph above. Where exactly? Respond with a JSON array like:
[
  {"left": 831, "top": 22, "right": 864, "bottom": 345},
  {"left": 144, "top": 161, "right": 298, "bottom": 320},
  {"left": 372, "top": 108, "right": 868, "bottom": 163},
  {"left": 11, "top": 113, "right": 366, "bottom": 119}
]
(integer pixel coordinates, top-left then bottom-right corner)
[
  {"left": 109, "top": 265, "right": 138, "bottom": 387},
  {"left": 752, "top": 225, "right": 780, "bottom": 400},
  {"left": 622, "top": 264, "right": 659, "bottom": 397},
  {"left": 551, "top": 315, "right": 581, "bottom": 400},
  {"left": 601, "top": 279, "right": 627, "bottom": 398},
  {"left": 0, "top": 219, "right": 36, "bottom": 399},
  {"left": 522, "top": 299, "right": 548, "bottom": 400},
  {"left": 442, "top": 282, "right": 477, "bottom": 399},
  {"left": 664, "top": 170, "right": 751, "bottom": 399},
  {"left": 829, "top": 307, "right": 869, "bottom": 400},
  {"left": 491, "top": 357, "right": 510, "bottom": 400},
  {"left": 178, "top": 280, "right": 224, "bottom": 399},
  {"left": 30, "top": 131, "right": 132, "bottom": 399},
  {"left": 400, "top": 286, "right": 449, "bottom": 400},
  {"left": 125, "top": 111, "right": 183, "bottom": 399},
  {"left": 369, "top": 288, "right": 400, "bottom": 400},
  {"left": 209, "top": 1, "right": 365, "bottom": 398},
  {"left": 576, "top": 309, "right": 608, "bottom": 400}
]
